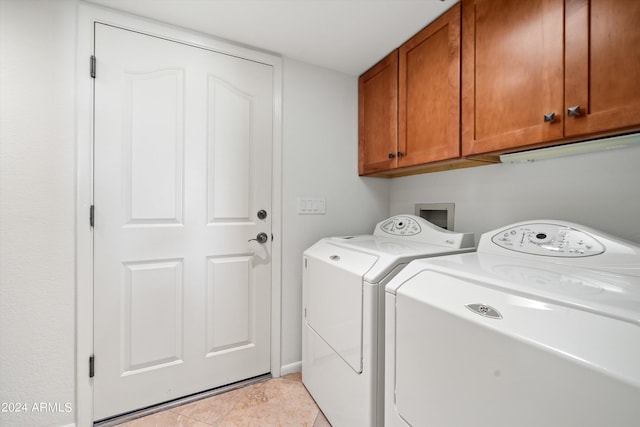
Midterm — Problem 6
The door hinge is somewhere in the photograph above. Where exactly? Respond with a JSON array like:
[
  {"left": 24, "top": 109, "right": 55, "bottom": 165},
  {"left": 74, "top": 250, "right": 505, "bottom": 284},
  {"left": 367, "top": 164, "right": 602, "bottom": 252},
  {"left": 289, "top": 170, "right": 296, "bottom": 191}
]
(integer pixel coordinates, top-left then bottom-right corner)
[
  {"left": 90, "top": 205, "right": 94, "bottom": 227},
  {"left": 89, "top": 355, "right": 95, "bottom": 378},
  {"left": 90, "top": 55, "right": 96, "bottom": 79}
]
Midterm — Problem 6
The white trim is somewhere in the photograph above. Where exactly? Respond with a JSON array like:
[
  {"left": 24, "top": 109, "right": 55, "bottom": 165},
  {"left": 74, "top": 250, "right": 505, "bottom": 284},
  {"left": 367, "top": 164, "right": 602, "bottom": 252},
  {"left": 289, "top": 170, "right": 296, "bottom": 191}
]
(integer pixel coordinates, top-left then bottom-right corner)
[
  {"left": 75, "top": 3, "right": 283, "bottom": 425},
  {"left": 280, "top": 361, "right": 302, "bottom": 376},
  {"left": 271, "top": 58, "right": 283, "bottom": 380}
]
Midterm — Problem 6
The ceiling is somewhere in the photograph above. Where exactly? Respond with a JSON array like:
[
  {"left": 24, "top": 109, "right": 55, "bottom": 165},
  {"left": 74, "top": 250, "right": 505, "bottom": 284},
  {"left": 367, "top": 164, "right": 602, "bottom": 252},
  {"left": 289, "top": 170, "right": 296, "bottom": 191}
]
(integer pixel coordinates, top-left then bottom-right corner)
[{"left": 87, "top": 0, "right": 459, "bottom": 75}]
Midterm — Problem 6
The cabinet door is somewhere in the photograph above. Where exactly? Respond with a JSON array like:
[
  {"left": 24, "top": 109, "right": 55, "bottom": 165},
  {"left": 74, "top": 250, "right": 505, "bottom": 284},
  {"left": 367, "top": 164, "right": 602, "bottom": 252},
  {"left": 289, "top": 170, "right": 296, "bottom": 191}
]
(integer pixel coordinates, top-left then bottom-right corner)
[
  {"left": 398, "top": 4, "right": 461, "bottom": 167},
  {"left": 565, "top": 0, "right": 640, "bottom": 137},
  {"left": 461, "top": 0, "right": 564, "bottom": 155},
  {"left": 358, "top": 51, "right": 398, "bottom": 175}
]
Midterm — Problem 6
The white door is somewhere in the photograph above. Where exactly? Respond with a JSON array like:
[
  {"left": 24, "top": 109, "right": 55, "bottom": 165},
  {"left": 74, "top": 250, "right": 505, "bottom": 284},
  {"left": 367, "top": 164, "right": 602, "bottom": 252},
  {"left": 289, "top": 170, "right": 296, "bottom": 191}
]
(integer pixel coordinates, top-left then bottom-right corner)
[{"left": 93, "top": 23, "right": 273, "bottom": 420}]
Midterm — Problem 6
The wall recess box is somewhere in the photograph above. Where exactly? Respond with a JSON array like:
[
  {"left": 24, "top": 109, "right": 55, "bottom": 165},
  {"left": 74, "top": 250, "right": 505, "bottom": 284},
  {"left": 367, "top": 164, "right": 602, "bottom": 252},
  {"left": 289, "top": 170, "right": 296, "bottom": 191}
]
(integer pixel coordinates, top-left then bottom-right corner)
[
  {"left": 415, "top": 202, "right": 455, "bottom": 230},
  {"left": 298, "top": 197, "right": 326, "bottom": 215}
]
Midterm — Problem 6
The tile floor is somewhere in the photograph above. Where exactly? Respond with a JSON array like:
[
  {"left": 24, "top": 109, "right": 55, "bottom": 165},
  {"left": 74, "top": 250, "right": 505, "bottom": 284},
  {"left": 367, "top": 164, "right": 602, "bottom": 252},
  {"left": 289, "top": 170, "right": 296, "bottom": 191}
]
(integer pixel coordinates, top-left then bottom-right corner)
[{"left": 116, "top": 373, "right": 331, "bottom": 427}]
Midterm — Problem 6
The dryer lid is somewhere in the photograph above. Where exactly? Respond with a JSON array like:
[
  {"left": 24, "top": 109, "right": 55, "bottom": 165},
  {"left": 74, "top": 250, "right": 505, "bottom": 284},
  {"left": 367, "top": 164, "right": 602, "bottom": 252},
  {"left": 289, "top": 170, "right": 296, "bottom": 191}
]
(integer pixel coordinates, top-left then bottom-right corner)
[{"left": 315, "top": 236, "right": 473, "bottom": 283}]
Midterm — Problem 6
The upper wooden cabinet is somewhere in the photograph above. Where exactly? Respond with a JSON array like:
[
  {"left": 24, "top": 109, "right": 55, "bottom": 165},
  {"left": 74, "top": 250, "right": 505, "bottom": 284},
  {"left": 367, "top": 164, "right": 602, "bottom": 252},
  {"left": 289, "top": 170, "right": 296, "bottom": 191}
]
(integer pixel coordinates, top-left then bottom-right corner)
[
  {"left": 359, "top": 5, "right": 462, "bottom": 176},
  {"left": 461, "top": 0, "right": 564, "bottom": 155},
  {"left": 358, "top": 50, "right": 398, "bottom": 175},
  {"left": 564, "top": 0, "right": 640, "bottom": 137},
  {"left": 462, "top": 0, "right": 640, "bottom": 156},
  {"left": 398, "top": 3, "right": 461, "bottom": 168}
]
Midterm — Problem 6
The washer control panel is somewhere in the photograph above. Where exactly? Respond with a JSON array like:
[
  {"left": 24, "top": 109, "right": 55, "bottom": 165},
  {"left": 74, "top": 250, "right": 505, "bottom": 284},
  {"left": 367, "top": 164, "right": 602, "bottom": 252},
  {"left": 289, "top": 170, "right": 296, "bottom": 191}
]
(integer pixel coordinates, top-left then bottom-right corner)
[
  {"left": 379, "top": 216, "right": 422, "bottom": 236},
  {"left": 491, "top": 223, "right": 605, "bottom": 257}
]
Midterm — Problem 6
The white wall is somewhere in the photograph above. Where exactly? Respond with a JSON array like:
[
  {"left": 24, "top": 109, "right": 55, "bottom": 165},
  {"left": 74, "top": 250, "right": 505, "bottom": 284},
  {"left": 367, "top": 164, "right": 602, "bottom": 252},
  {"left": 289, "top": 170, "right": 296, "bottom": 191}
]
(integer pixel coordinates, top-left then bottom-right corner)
[
  {"left": 281, "top": 58, "right": 389, "bottom": 368},
  {"left": 0, "top": 1, "right": 77, "bottom": 426},
  {"left": 8, "top": 1, "right": 637, "bottom": 425},
  {"left": 0, "top": 2, "right": 389, "bottom": 424},
  {"left": 390, "top": 142, "right": 640, "bottom": 244}
]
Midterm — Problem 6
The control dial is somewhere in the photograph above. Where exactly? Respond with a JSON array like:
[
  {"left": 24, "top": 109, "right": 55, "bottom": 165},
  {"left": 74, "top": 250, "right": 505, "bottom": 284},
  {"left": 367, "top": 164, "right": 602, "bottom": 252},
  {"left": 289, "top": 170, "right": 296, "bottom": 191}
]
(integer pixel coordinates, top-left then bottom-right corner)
[{"left": 529, "top": 232, "right": 553, "bottom": 245}]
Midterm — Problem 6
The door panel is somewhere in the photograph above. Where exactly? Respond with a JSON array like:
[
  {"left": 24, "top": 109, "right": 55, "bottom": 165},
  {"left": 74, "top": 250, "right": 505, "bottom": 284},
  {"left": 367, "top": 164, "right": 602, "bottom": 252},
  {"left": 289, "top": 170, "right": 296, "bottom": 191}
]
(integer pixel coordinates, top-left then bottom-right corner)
[
  {"left": 206, "top": 255, "right": 253, "bottom": 354},
  {"left": 208, "top": 78, "right": 252, "bottom": 221},
  {"left": 358, "top": 50, "right": 398, "bottom": 175},
  {"left": 124, "top": 259, "right": 184, "bottom": 373},
  {"left": 125, "top": 70, "right": 184, "bottom": 224},
  {"left": 93, "top": 23, "right": 272, "bottom": 420},
  {"left": 564, "top": 0, "right": 640, "bottom": 137},
  {"left": 399, "top": 4, "right": 460, "bottom": 167},
  {"left": 461, "top": 0, "right": 564, "bottom": 155}
]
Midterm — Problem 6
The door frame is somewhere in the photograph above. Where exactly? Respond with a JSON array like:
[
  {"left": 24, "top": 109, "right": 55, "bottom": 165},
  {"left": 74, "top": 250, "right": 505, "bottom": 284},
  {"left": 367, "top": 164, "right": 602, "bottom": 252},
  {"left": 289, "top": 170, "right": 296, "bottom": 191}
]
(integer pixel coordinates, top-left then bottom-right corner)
[{"left": 75, "top": 3, "right": 283, "bottom": 425}]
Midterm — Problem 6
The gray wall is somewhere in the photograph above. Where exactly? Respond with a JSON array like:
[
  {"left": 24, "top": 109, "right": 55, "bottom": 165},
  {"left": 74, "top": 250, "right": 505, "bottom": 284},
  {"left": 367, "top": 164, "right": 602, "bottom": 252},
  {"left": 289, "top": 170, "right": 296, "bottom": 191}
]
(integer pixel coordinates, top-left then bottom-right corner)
[
  {"left": 390, "top": 143, "right": 640, "bottom": 244},
  {"left": 281, "top": 58, "right": 389, "bottom": 368}
]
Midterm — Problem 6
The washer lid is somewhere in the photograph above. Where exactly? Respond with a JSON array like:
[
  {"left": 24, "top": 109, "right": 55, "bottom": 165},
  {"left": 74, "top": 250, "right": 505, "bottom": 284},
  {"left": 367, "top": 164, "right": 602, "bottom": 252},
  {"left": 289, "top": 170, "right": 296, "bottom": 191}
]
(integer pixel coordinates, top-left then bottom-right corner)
[
  {"left": 478, "top": 220, "right": 640, "bottom": 277},
  {"left": 387, "top": 252, "right": 640, "bottom": 325},
  {"left": 393, "top": 270, "right": 640, "bottom": 427}
]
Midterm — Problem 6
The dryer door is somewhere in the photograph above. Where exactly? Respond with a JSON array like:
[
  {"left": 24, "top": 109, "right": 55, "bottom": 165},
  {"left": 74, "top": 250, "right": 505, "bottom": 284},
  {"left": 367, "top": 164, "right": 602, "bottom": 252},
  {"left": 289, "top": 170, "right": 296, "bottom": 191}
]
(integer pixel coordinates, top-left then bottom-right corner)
[{"left": 303, "top": 243, "right": 378, "bottom": 373}]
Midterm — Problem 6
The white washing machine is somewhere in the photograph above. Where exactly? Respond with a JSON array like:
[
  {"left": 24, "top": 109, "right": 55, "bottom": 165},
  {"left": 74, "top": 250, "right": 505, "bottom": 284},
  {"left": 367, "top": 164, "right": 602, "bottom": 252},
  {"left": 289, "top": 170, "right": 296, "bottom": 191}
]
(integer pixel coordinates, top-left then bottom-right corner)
[
  {"left": 385, "top": 220, "right": 640, "bottom": 427},
  {"left": 302, "top": 215, "right": 475, "bottom": 427}
]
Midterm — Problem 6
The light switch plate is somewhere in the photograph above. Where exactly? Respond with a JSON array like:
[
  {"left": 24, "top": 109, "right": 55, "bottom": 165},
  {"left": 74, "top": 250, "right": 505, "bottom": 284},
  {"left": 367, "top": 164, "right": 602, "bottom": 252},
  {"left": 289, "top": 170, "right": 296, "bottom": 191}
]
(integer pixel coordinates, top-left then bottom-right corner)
[{"left": 297, "top": 197, "right": 326, "bottom": 215}]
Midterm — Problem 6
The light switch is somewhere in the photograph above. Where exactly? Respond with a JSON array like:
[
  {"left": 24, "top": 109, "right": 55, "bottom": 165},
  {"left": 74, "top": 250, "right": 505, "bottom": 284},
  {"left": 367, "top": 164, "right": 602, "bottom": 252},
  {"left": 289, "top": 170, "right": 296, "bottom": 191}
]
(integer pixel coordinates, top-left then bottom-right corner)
[{"left": 297, "top": 197, "right": 326, "bottom": 215}]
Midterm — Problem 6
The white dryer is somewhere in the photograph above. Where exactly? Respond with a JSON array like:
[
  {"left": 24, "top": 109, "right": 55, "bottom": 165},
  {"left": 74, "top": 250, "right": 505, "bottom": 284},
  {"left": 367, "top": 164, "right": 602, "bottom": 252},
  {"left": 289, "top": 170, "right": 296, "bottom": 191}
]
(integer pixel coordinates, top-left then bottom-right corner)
[
  {"left": 302, "top": 215, "right": 475, "bottom": 427},
  {"left": 385, "top": 220, "right": 640, "bottom": 427}
]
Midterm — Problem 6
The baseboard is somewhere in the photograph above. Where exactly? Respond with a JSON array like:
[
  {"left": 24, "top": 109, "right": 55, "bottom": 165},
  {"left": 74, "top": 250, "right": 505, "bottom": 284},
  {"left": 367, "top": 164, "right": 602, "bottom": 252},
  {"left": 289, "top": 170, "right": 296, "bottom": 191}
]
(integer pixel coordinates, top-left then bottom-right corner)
[{"left": 280, "top": 361, "right": 301, "bottom": 376}]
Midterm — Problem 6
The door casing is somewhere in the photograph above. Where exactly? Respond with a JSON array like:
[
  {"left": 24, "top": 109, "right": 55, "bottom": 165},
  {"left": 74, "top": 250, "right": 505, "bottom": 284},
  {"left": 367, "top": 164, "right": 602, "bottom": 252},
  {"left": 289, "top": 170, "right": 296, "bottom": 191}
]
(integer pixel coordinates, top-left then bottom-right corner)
[{"left": 75, "top": 3, "right": 283, "bottom": 425}]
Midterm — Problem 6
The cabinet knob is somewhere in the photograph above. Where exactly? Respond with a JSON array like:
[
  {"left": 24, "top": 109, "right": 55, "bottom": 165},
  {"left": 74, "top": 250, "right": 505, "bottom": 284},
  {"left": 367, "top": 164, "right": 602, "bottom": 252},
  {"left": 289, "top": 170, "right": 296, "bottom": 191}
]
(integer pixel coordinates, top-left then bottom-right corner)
[
  {"left": 397, "top": 151, "right": 404, "bottom": 158},
  {"left": 388, "top": 153, "right": 396, "bottom": 159},
  {"left": 543, "top": 112, "right": 556, "bottom": 122},
  {"left": 567, "top": 105, "right": 581, "bottom": 117}
]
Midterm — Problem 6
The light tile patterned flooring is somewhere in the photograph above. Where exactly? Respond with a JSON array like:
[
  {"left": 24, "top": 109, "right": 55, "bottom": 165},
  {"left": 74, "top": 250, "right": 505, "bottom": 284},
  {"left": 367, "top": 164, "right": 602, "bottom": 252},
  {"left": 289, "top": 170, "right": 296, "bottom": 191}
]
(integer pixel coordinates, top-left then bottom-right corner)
[{"left": 117, "top": 373, "right": 331, "bottom": 427}]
